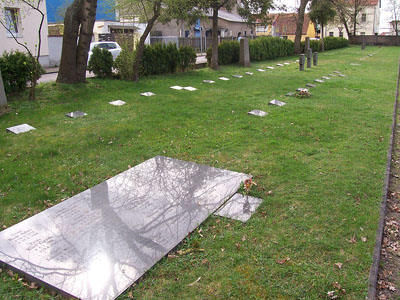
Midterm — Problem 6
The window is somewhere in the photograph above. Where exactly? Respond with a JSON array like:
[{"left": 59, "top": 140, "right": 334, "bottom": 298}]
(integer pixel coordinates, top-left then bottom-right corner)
[
  {"left": 361, "top": 32, "right": 365, "bottom": 35},
  {"left": 362, "top": 14, "right": 366, "bottom": 22},
  {"left": 244, "top": 30, "right": 247, "bottom": 36},
  {"left": 4, "top": 8, "right": 19, "bottom": 36},
  {"left": 339, "top": 32, "right": 344, "bottom": 37},
  {"left": 329, "top": 32, "right": 334, "bottom": 36}
]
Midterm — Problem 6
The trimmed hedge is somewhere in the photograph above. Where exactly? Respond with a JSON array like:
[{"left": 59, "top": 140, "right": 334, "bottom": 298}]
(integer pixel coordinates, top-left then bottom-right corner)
[
  {"left": 88, "top": 47, "right": 114, "bottom": 79},
  {"left": 300, "top": 37, "right": 349, "bottom": 52},
  {"left": 206, "top": 37, "right": 294, "bottom": 66}
]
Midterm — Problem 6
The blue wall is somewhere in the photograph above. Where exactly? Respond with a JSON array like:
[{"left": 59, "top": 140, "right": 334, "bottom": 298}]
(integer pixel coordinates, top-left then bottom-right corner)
[{"left": 46, "top": 0, "right": 116, "bottom": 23}]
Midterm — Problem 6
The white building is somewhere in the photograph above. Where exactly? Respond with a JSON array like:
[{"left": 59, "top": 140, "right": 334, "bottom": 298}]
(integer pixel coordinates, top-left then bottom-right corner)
[
  {"left": 324, "top": 0, "right": 381, "bottom": 38},
  {"left": 93, "top": 18, "right": 149, "bottom": 44},
  {"left": 0, "top": 0, "right": 49, "bottom": 67}
]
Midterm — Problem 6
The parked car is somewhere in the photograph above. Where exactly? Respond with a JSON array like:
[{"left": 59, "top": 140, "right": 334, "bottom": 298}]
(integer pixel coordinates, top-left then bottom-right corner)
[{"left": 88, "top": 41, "right": 122, "bottom": 63}]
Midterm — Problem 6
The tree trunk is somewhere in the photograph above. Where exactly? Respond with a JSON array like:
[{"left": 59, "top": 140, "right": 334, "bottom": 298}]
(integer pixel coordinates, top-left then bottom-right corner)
[
  {"left": 353, "top": 11, "right": 357, "bottom": 35},
  {"left": 211, "top": 7, "right": 219, "bottom": 70},
  {"left": 57, "top": 0, "right": 97, "bottom": 84},
  {"left": 294, "top": 0, "right": 309, "bottom": 54},
  {"left": 321, "top": 23, "right": 324, "bottom": 51},
  {"left": 132, "top": 2, "right": 161, "bottom": 82}
]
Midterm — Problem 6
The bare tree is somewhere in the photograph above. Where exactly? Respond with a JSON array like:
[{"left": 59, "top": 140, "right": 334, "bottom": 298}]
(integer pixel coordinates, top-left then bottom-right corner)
[
  {"left": 331, "top": 0, "right": 370, "bottom": 37},
  {"left": 293, "top": 0, "right": 309, "bottom": 54},
  {"left": 0, "top": 0, "right": 45, "bottom": 100},
  {"left": 56, "top": 0, "right": 98, "bottom": 84},
  {"left": 388, "top": 0, "right": 400, "bottom": 36}
]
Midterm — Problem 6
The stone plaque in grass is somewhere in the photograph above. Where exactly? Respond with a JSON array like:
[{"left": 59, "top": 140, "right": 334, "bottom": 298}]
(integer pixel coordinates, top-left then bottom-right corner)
[
  {"left": 284, "top": 62, "right": 290, "bottom": 65},
  {"left": 66, "top": 111, "right": 87, "bottom": 118},
  {"left": 214, "top": 193, "right": 263, "bottom": 223},
  {"left": 140, "top": 92, "right": 156, "bottom": 96},
  {"left": 219, "top": 77, "right": 230, "bottom": 81},
  {"left": 248, "top": 110, "right": 267, "bottom": 117},
  {"left": 232, "top": 75, "right": 243, "bottom": 78},
  {"left": 350, "top": 63, "right": 361, "bottom": 66},
  {"left": 276, "top": 63, "right": 284, "bottom": 67},
  {"left": 256, "top": 69, "right": 265, "bottom": 72},
  {"left": 321, "top": 76, "right": 331, "bottom": 80},
  {"left": 328, "top": 74, "right": 336, "bottom": 77},
  {"left": 333, "top": 71, "right": 341, "bottom": 74},
  {"left": 368, "top": 54, "right": 373, "bottom": 57},
  {"left": 269, "top": 99, "right": 286, "bottom": 106},
  {"left": 339, "top": 74, "right": 347, "bottom": 77},
  {"left": 306, "top": 83, "right": 316, "bottom": 88},
  {"left": 6, "top": 124, "right": 36, "bottom": 134},
  {"left": 314, "top": 79, "right": 324, "bottom": 83},
  {"left": 286, "top": 92, "right": 295, "bottom": 97},
  {"left": 245, "top": 72, "right": 253, "bottom": 75},
  {"left": 267, "top": 66, "right": 274, "bottom": 70},
  {"left": 183, "top": 86, "right": 197, "bottom": 91},
  {"left": 170, "top": 85, "right": 183, "bottom": 90},
  {"left": 0, "top": 156, "right": 249, "bottom": 300},
  {"left": 203, "top": 80, "right": 215, "bottom": 84},
  {"left": 109, "top": 100, "right": 126, "bottom": 106}
]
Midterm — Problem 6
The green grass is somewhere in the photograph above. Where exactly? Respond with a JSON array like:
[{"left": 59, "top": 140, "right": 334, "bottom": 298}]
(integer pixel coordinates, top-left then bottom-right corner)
[{"left": 0, "top": 46, "right": 398, "bottom": 299}]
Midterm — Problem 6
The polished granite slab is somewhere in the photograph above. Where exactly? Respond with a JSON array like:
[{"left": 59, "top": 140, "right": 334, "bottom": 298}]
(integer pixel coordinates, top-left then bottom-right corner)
[
  {"left": 109, "top": 100, "right": 126, "bottom": 106},
  {"left": 66, "top": 111, "right": 87, "bottom": 118},
  {"left": 284, "top": 62, "right": 290, "bottom": 65},
  {"left": 203, "top": 80, "right": 215, "bottom": 84},
  {"left": 268, "top": 99, "right": 286, "bottom": 106},
  {"left": 245, "top": 72, "right": 253, "bottom": 75},
  {"left": 170, "top": 86, "right": 183, "bottom": 90},
  {"left": 232, "top": 75, "right": 243, "bottom": 78},
  {"left": 219, "top": 77, "right": 230, "bottom": 81},
  {"left": 0, "top": 156, "right": 249, "bottom": 300},
  {"left": 256, "top": 69, "right": 265, "bottom": 72},
  {"left": 6, "top": 123, "right": 36, "bottom": 134},
  {"left": 140, "top": 92, "right": 156, "bottom": 97},
  {"left": 248, "top": 110, "right": 267, "bottom": 117},
  {"left": 267, "top": 66, "right": 274, "bottom": 69},
  {"left": 183, "top": 86, "right": 197, "bottom": 91},
  {"left": 214, "top": 194, "right": 263, "bottom": 223}
]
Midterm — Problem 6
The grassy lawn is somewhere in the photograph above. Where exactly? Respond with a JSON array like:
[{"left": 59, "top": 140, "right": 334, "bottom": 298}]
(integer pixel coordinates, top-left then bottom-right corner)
[{"left": 0, "top": 46, "right": 398, "bottom": 299}]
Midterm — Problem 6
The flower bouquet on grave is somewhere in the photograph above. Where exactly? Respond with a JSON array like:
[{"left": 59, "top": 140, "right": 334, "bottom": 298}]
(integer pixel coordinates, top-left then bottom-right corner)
[
  {"left": 242, "top": 178, "right": 257, "bottom": 202},
  {"left": 295, "top": 89, "right": 311, "bottom": 98}
]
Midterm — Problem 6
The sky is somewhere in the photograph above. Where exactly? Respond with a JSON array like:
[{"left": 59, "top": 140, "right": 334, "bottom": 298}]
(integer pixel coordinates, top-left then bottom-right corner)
[{"left": 272, "top": 0, "right": 394, "bottom": 33}]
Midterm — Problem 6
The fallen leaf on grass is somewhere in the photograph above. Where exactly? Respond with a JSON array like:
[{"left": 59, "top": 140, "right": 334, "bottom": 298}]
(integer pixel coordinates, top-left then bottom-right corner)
[
  {"left": 277, "top": 257, "right": 290, "bottom": 264},
  {"left": 128, "top": 291, "right": 134, "bottom": 298},
  {"left": 188, "top": 277, "right": 201, "bottom": 287},
  {"left": 176, "top": 248, "right": 204, "bottom": 256},
  {"left": 348, "top": 236, "right": 357, "bottom": 243},
  {"left": 241, "top": 236, "right": 246, "bottom": 242},
  {"left": 335, "top": 262, "right": 343, "bottom": 269}
]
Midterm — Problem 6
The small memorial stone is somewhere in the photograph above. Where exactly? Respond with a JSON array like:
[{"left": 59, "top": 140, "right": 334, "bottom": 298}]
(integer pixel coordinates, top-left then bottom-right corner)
[
  {"left": 307, "top": 49, "right": 312, "bottom": 68},
  {"left": 321, "top": 76, "right": 331, "bottom": 80},
  {"left": 219, "top": 77, "right": 230, "bottom": 81},
  {"left": 305, "top": 37, "right": 310, "bottom": 52},
  {"left": 140, "top": 92, "right": 156, "bottom": 96},
  {"left": 286, "top": 92, "right": 295, "bottom": 97},
  {"left": 306, "top": 83, "right": 316, "bottom": 88},
  {"left": 109, "top": 100, "right": 126, "bottom": 106},
  {"left": 333, "top": 71, "right": 341, "bottom": 74},
  {"left": 368, "top": 54, "right": 373, "bottom": 57},
  {"left": 0, "top": 70, "right": 7, "bottom": 108},
  {"left": 299, "top": 54, "right": 305, "bottom": 71},
  {"left": 361, "top": 42, "right": 366, "bottom": 50},
  {"left": 277, "top": 63, "right": 284, "bottom": 67},
  {"left": 245, "top": 72, "right": 253, "bottom": 75},
  {"left": 256, "top": 69, "right": 266, "bottom": 72},
  {"left": 328, "top": 74, "right": 336, "bottom": 77},
  {"left": 339, "top": 74, "right": 347, "bottom": 77},
  {"left": 232, "top": 75, "right": 243, "bottom": 78},
  {"left": 203, "top": 80, "right": 215, "bottom": 83},
  {"left": 214, "top": 194, "right": 263, "bottom": 223},
  {"left": 170, "top": 85, "right": 183, "bottom": 90},
  {"left": 268, "top": 99, "right": 286, "bottom": 106},
  {"left": 267, "top": 66, "right": 274, "bottom": 70},
  {"left": 284, "top": 62, "right": 290, "bottom": 65},
  {"left": 239, "top": 37, "right": 251, "bottom": 67},
  {"left": 313, "top": 52, "right": 318, "bottom": 66},
  {"left": 183, "top": 86, "right": 197, "bottom": 91},
  {"left": 6, "top": 123, "right": 36, "bottom": 134},
  {"left": 350, "top": 63, "right": 361, "bottom": 66},
  {"left": 66, "top": 111, "right": 87, "bottom": 118},
  {"left": 248, "top": 110, "right": 267, "bottom": 117},
  {"left": 315, "top": 79, "right": 324, "bottom": 83}
]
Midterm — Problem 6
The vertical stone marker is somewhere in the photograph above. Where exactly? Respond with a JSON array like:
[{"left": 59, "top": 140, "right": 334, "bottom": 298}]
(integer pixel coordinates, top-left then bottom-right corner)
[
  {"left": 361, "top": 42, "right": 366, "bottom": 50},
  {"left": 305, "top": 37, "right": 310, "bottom": 53},
  {"left": 0, "top": 70, "right": 7, "bottom": 108},
  {"left": 313, "top": 52, "right": 318, "bottom": 66},
  {"left": 239, "top": 37, "right": 250, "bottom": 67},
  {"left": 299, "top": 54, "right": 305, "bottom": 71},
  {"left": 307, "top": 49, "right": 312, "bottom": 68}
]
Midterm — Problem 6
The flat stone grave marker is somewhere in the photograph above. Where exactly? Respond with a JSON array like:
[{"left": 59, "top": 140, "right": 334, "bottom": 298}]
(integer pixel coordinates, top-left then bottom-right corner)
[
  {"left": 315, "top": 79, "right": 324, "bottom": 83},
  {"left": 66, "top": 111, "right": 87, "bottom": 118},
  {"left": 232, "top": 75, "right": 243, "bottom": 78},
  {"left": 219, "top": 77, "right": 230, "bottom": 81},
  {"left": 140, "top": 92, "right": 156, "bottom": 96},
  {"left": 269, "top": 99, "right": 286, "bottom": 106},
  {"left": 183, "top": 86, "right": 197, "bottom": 91},
  {"left": 203, "top": 80, "right": 215, "bottom": 84},
  {"left": 170, "top": 86, "right": 183, "bottom": 90},
  {"left": 339, "top": 74, "right": 347, "bottom": 77},
  {"left": 321, "top": 76, "right": 331, "bottom": 80},
  {"left": 214, "top": 194, "right": 263, "bottom": 223},
  {"left": 284, "top": 62, "right": 290, "bottom": 65},
  {"left": 248, "top": 110, "right": 267, "bottom": 117},
  {"left": 306, "top": 83, "right": 316, "bottom": 88},
  {"left": 109, "top": 100, "right": 126, "bottom": 106},
  {"left": 333, "top": 71, "right": 341, "bottom": 74},
  {"left": 328, "top": 74, "right": 336, "bottom": 77},
  {"left": 296, "top": 88, "right": 309, "bottom": 93},
  {"left": 368, "top": 54, "right": 373, "bottom": 57},
  {"left": 245, "top": 72, "right": 253, "bottom": 75},
  {"left": 286, "top": 92, "right": 295, "bottom": 97},
  {"left": 6, "top": 123, "right": 36, "bottom": 134},
  {"left": 267, "top": 66, "right": 274, "bottom": 70},
  {"left": 0, "top": 156, "right": 249, "bottom": 300},
  {"left": 256, "top": 69, "right": 265, "bottom": 72},
  {"left": 350, "top": 63, "right": 361, "bottom": 66},
  {"left": 277, "top": 63, "right": 284, "bottom": 67}
]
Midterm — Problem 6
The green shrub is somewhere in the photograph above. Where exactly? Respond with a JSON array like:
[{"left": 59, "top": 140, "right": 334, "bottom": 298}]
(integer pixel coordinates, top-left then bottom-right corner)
[
  {"left": 300, "top": 37, "right": 348, "bottom": 53},
  {"left": 178, "top": 46, "right": 196, "bottom": 72},
  {"left": 141, "top": 43, "right": 180, "bottom": 76},
  {"left": 0, "top": 51, "right": 43, "bottom": 95},
  {"left": 88, "top": 47, "right": 113, "bottom": 79},
  {"left": 114, "top": 49, "right": 136, "bottom": 81},
  {"left": 206, "top": 40, "right": 240, "bottom": 66}
]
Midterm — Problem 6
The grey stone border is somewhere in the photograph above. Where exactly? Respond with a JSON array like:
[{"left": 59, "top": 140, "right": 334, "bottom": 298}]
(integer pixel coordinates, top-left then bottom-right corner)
[{"left": 367, "top": 59, "right": 400, "bottom": 299}]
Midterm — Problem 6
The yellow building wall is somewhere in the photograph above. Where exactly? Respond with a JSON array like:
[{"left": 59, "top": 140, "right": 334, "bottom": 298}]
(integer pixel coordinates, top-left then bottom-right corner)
[{"left": 285, "top": 21, "right": 316, "bottom": 41}]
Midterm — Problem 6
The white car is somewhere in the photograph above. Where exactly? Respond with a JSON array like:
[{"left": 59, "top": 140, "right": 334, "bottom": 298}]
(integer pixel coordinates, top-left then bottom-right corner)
[{"left": 88, "top": 41, "right": 122, "bottom": 63}]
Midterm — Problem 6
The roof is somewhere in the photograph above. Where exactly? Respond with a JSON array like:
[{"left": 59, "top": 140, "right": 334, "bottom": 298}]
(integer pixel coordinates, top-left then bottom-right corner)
[
  {"left": 275, "top": 13, "right": 311, "bottom": 36},
  {"left": 206, "top": 9, "right": 246, "bottom": 23}
]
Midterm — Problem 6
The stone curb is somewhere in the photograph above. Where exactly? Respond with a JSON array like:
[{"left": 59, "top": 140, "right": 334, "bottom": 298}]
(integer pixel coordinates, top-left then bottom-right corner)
[{"left": 367, "top": 58, "right": 400, "bottom": 299}]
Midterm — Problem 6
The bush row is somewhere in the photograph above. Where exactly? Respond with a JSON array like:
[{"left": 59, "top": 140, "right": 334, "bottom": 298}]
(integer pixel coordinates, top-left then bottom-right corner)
[
  {"left": 206, "top": 37, "right": 294, "bottom": 66},
  {"left": 0, "top": 51, "right": 43, "bottom": 95},
  {"left": 300, "top": 37, "right": 349, "bottom": 52},
  {"left": 95, "top": 43, "right": 196, "bottom": 80}
]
